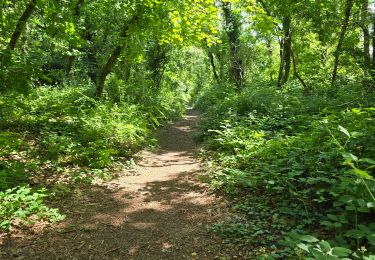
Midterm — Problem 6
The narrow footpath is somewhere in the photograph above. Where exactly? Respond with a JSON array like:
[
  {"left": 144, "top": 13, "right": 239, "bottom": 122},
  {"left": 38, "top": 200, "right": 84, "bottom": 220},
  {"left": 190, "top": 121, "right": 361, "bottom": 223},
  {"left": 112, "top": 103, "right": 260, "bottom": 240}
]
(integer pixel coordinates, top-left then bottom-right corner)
[{"left": 1, "top": 109, "right": 233, "bottom": 259}]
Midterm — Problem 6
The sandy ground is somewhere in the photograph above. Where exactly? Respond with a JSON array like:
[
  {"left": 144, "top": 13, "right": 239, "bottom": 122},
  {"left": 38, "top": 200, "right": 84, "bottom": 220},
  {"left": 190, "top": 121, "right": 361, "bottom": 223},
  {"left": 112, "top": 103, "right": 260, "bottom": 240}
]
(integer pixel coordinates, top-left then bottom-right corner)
[{"left": 0, "top": 109, "right": 233, "bottom": 259}]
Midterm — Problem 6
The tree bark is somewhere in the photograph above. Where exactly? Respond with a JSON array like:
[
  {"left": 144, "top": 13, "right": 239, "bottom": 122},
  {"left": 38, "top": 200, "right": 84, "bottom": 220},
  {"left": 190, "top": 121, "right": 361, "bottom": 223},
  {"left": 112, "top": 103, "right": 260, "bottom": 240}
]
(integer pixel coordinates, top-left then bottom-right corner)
[
  {"left": 277, "top": 39, "right": 284, "bottom": 87},
  {"left": 361, "top": 0, "right": 371, "bottom": 71},
  {"left": 373, "top": 17, "right": 375, "bottom": 69},
  {"left": 216, "top": 51, "right": 224, "bottom": 80},
  {"left": 291, "top": 49, "right": 310, "bottom": 94},
  {"left": 8, "top": 0, "right": 37, "bottom": 50},
  {"left": 208, "top": 48, "right": 220, "bottom": 83},
  {"left": 281, "top": 16, "right": 292, "bottom": 85},
  {"left": 147, "top": 42, "right": 170, "bottom": 90},
  {"left": 65, "top": 0, "right": 85, "bottom": 75},
  {"left": 331, "top": 0, "right": 354, "bottom": 85},
  {"left": 95, "top": 16, "right": 139, "bottom": 97},
  {"left": 373, "top": 18, "right": 375, "bottom": 69},
  {"left": 222, "top": 1, "right": 244, "bottom": 89},
  {"left": 277, "top": 16, "right": 292, "bottom": 87},
  {"left": 96, "top": 45, "right": 124, "bottom": 98}
]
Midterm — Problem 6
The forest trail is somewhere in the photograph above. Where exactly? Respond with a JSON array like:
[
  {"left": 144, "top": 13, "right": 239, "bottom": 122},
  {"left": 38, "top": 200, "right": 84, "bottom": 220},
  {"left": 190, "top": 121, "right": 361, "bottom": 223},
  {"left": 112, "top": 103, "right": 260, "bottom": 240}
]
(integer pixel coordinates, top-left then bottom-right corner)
[{"left": 1, "top": 109, "right": 231, "bottom": 259}]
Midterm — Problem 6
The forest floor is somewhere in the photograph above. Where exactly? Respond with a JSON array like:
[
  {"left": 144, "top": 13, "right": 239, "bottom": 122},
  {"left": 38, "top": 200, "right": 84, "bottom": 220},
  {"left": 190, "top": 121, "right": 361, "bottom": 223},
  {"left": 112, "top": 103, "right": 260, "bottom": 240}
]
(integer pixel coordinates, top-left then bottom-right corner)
[{"left": 0, "top": 109, "right": 240, "bottom": 259}]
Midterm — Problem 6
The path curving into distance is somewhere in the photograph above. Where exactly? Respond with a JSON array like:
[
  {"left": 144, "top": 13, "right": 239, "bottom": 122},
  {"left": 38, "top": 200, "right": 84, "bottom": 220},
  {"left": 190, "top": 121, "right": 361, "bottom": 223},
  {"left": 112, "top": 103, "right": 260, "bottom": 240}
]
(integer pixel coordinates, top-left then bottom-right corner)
[{"left": 1, "top": 109, "right": 233, "bottom": 259}]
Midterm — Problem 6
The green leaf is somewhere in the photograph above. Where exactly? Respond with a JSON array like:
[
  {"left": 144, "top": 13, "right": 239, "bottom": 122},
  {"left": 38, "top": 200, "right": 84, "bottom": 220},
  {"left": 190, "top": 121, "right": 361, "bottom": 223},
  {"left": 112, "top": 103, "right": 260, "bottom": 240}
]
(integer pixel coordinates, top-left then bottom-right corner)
[
  {"left": 359, "top": 158, "right": 375, "bottom": 165},
  {"left": 353, "top": 168, "right": 373, "bottom": 180},
  {"left": 331, "top": 247, "right": 352, "bottom": 257},
  {"left": 319, "top": 240, "right": 331, "bottom": 252},
  {"left": 342, "top": 152, "right": 358, "bottom": 162},
  {"left": 367, "top": 234, "right": 375, "bottom": 246},
  {"left": 297, "top": 243, "right": 310, "bottom": 253},
  {"left": 338, "top": 125, "right": 350, "bottom": 137},
  {"left": 311, "top": 248, "right": 326, "bottom": 260},
  {"left": 300, "top": 235, "right": 319, "bottom": 243},
  {"left": 278, "top": 239, "right": 296, "bottom": 248}
]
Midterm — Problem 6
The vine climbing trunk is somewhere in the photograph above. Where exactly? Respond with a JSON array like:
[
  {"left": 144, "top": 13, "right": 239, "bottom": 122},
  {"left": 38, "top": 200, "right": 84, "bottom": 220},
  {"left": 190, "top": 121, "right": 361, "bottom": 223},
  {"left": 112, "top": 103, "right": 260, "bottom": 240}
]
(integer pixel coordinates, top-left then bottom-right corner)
[
  {"left": 277, "top": 16, "right": 292, "bottom": 87},
  {"left": 332, "top": 0, "right": 354, "bottom": 85},
  {"left": 8, "top": 0, "right": 37, "bottom": 50},
  {"left": 222, "top": 1, "right": 244, "bottom": 90}
]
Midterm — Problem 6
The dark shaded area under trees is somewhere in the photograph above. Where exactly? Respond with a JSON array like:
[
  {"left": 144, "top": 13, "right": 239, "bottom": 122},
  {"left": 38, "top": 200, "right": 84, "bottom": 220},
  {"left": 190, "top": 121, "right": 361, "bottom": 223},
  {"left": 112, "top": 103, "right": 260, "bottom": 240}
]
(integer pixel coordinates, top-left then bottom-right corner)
[{"left": 1, "top": 0, "right": 375, "bottom": 258}]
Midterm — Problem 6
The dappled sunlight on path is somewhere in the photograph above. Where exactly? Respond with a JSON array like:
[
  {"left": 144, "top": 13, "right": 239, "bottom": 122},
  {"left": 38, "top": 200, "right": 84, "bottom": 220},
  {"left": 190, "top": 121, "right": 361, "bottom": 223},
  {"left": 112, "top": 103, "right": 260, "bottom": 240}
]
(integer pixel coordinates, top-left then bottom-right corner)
[{"left": 1, "top": 109, "right": 231, "bottom": 259}]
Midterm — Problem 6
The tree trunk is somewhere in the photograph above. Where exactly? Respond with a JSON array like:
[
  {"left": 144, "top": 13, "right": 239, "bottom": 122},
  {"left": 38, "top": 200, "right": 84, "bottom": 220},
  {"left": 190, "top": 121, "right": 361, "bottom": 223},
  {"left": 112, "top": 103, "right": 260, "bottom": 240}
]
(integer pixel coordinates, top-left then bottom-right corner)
[
  {"left": 277, "top": 16, "right": 292, "bottom": 87},
  {"left": 291, "top": 49, "right": 310, "bottom": 94},
  {"left": 281, "top": 16, "right": 292, "bottom": 85},
  {"left": 222, "top": 1, "right": 244, "bottom": 89},
  {"left": 331, "top": 0, "right": 354, "bottom": 85},
  {"left": 362, "top": 0, "right": 371, "bottom": 71},
  {"left": 8, "top": 0, "right": 37, "bottom": 50},
  {"left": 147, "top": 42, "right": 170, "bottom": 90},
  {"left": 96, "top": 45, "right": 124, "bottom": 98},
  {"left": 373, "top": 17, "right": 375, "bottom": 69},
  {"left": 216, "top": 51, "right": 224, "bottom": 80},
  {"left": 96, "top": 16, "right": 139, "bottom": 97},
  {"left": 208, "top": 48, "right": 220, "bottom": 83},
  {"left": 373, "top": 18, "right": 375, "bottom": 68},
  {"left": 277, "top": 39, "right": 284, "bottom": 87},
  {"left": 65, "top": 0, "right": 85, "bottom": 75}
]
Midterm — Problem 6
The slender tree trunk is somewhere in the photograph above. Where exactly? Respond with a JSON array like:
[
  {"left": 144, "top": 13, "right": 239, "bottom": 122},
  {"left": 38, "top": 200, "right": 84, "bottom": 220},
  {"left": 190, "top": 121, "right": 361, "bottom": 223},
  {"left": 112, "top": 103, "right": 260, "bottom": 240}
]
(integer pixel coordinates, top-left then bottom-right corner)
[
  {"left": 208, "top": 48, "right": 220, "bottom": 83},
  {"left": 362, "top": 0, "right": 371, "bottom": 71},
  {"left": 332, "top": 0, "right": 354, "bottom": 85},
  {"left": 83, "top": 28, "right": 98, "bottom": 82},
  {"left": 281, "top": 16, "right": 292, "bottom": 85},
  {"left": 124, "top": 62, "right": 132, "bottom": 83},
  {"left": 96, "top": 16, "right": 139, "bottom": 97},
  {"left": 277, "top": 39, "right": 284, "bottom": 87},
  {"left": 8, "top": 0, "right": 37, "bottom": 50},
  {"left": 373, "top": 19, "right": 375, "bottom": 67},
  {"left": 65, "top": 55, "right": 75, "bottom": 75},
  {"left": 222, "top": 1, "right": 244, "bottom": 89},
  {"left": 216, "top": 51, "right": 224, "bottom": 80},
  {"left": 291, "top": 49, "right": 310, "bottom": 94},
  {"left": 371, "top": 15, "right": 375, "bottom": 80},
  {"left": 277, "top": 16, "right": 291, "bottom": 87},
  {"left": 96, "top": 45, "right": 124, "bottom": 98},
  {"left": 363, "top": 29, "right": 371, "bottom": 69},
  {"left": 65, "top": 0, "right": 85, "bottom": 75},
  {"left": 147, "top": 42, "right": 170, "bottom": 90}
]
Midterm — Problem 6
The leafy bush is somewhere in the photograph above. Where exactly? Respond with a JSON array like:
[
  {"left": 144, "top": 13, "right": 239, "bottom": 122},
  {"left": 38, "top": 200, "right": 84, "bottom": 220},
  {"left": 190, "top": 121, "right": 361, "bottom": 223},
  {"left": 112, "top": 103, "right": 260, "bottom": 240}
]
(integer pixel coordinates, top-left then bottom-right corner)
[
  {"left": 0, "top": 86, "right": 152, "bottom": 173},
  {"left": 0, "top": 81, "right": 189, "bottom": 231},
  {"left": 196, "top": 83, "right": 375, "bottom": 257},
  {"left": 0, "top": 186, "right": 65, "bottom": 230}
]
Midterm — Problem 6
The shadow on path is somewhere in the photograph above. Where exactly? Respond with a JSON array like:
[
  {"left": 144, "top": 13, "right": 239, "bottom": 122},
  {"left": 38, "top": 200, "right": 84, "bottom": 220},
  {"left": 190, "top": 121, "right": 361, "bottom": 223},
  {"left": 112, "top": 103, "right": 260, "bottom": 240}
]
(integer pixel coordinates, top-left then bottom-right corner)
[{"left": 1, "top": 109, "right": 230, "bottom": 260}]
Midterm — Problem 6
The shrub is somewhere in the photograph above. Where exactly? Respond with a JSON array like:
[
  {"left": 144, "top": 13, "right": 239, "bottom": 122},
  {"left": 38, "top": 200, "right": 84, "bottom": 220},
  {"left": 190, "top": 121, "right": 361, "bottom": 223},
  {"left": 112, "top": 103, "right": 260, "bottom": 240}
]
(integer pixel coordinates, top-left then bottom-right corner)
[{"left": 0, "top": 186, "right": 65, "bottom": 230}]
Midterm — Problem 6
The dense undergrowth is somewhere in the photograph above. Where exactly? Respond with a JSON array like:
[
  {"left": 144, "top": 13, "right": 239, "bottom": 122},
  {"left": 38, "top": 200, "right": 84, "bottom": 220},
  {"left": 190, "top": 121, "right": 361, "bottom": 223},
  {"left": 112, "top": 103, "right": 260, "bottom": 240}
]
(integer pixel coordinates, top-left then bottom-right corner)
[
  {"left": 0, "top": 83, "right": 187, "bottom": 230},
  {"left": 195, "top": 81, "right": 375, "bottom": 259}
]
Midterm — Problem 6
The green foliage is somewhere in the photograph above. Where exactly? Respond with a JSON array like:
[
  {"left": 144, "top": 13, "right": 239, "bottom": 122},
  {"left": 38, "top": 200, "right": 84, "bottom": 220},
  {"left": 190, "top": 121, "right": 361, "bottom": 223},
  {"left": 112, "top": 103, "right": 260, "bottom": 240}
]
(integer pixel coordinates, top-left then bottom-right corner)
[
  {"left": 279, "top": 232, "right": 374, "bottom": 259},
  {"left": 0, "top": 186, "right": 65, "bottom": 230},
  {"left": 0, "top": 85, "right": 156, "bottom": 185},
  {"left": 197, "top": 82, "right": 375, "bottom": 257},
  {"left": 2, "top": 0, "right": 375, "bottom": 253}
]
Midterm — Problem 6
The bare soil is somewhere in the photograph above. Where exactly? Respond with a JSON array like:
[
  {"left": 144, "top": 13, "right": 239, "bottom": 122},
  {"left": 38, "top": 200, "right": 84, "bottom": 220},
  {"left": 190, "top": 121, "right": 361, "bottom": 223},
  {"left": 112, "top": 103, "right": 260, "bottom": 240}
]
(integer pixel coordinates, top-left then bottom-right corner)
[{"left": 0, "top": 109, "right": 236, "bottom": 259}]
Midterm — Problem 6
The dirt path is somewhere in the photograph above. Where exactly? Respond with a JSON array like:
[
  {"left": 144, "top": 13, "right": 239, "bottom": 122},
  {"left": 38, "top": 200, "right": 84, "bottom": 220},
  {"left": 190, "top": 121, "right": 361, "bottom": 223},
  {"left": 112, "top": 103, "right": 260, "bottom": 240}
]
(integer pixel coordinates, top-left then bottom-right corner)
[{"left": 1, "top": 109, "right": 231, "bottom": 259}]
